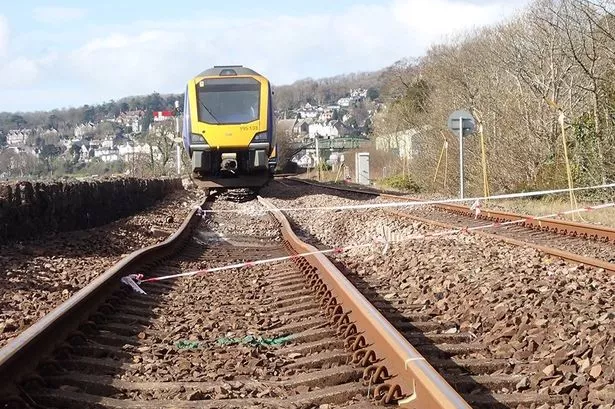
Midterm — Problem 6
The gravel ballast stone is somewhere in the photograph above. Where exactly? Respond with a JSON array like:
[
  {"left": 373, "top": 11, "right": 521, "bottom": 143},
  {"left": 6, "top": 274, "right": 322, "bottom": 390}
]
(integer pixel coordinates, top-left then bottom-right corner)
[
  {"left": 0, "top": 188, "right": 204, "bottom": 348},
  {"left": 261, "top": 181, "right": 615, "bottom": 407}
]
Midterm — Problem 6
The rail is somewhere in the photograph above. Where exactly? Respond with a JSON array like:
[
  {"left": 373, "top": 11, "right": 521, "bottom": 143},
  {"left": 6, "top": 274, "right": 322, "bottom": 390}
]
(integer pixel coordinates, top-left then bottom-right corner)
[
  {"left": 0, "top": 195, "right": 209, "bottom": 397},
  {"left": 288, "top": 178, "right": 615, "bottom": 274},
  {"left": 259, "top": 196, "right": 471, "bottom": 408}
]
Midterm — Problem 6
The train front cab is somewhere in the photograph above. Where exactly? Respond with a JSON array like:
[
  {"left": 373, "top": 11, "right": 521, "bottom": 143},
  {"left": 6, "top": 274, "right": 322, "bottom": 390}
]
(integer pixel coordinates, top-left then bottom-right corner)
[{"left": 183, "top": 67, "right": 275, "bottom": 187}]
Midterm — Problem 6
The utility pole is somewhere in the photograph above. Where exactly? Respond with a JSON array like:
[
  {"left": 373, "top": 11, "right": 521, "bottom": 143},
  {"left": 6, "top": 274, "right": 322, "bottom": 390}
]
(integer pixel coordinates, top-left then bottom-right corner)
[
  {"left": 174, "top": 101, "right": 181, "bottom": 176},
  {"left": 458, "top": 116, "right": 464, "bottom": 199},
  {"left": 315, "top": 136, "right": 321, "bottom": 181}
]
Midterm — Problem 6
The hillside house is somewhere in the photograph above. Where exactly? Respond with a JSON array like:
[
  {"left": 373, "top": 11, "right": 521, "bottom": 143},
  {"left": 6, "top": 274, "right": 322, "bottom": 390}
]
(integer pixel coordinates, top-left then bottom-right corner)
[
  {"left": 337, "top": 97, "right": 351, "bottom": 108},
  {"left": 79, "top": 143, "right": 95, "bottom": 162},
  {"left": 350, "top": 88, "right": 368, "bottom": 100},
  {"left": 118, "top": 142, "right": 162, "bottom": 161},
  {"left": 117, "top": 111, "right": 144, "bottom": 133},
  {"left": 320, "top": 107, "right": 336, "bottom": 122},
  {"left": 93, "top": 148, "right": 120, "bottom": 162},
  {"left": 293, "top": 119, "right": 311, "bottom": 136},
  {"left": 6, "top": 129, "right": 32, "bottom": 146},
  {"left": 297, "top": 103, "right": 319, "bottom": 119},
  {"left": 308, "top": 120, "right": 348, "bottom": 139},
  {"left": 153, "top": 111, "right": 174, "bottom": 122},
  {"left": 374, "top": 129, "right": 420, "bottom": 158},
  {"left": 74, "top": 123, "right": 96, "bottom": 138}
]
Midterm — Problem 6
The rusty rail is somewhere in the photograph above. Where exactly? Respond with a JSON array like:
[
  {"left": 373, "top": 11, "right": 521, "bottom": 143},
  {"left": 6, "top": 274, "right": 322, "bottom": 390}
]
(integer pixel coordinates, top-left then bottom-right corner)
[
  {"left": 289, "top": 178, "right": 615, "bottom": 242},
  {"left": 438, "top": 204, "right": 615, "bottom": 242},
  {"left": 258, "top": 196, "right": 471, "bottom": 408},
  {"left": 0, "top": 195, "right": 209, "bottom": 399},
  {"left": 288, "top": 178, "right": 615, "bottom": 273}
]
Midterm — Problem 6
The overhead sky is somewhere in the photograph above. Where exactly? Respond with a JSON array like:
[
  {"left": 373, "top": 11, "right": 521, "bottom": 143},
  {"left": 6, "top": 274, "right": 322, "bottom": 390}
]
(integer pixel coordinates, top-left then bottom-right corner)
[{"left": 0, "top": 0, "right": 530, "bottom": 112}]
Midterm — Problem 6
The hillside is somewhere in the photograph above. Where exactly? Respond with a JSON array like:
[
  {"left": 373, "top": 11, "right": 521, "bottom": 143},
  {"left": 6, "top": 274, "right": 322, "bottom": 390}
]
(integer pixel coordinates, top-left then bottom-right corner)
[
  {"left": 0, "top": 69, "right": 385, "bottom": 144},
  {"left": 272, "top": 70, "right": 384, "bottom": 112}
]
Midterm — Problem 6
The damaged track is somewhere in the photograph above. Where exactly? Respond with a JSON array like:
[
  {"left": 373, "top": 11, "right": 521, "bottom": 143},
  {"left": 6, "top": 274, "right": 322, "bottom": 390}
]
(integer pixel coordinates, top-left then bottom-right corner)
[{"left": 0, "top": 192, "right": 469, "bottom": 408}]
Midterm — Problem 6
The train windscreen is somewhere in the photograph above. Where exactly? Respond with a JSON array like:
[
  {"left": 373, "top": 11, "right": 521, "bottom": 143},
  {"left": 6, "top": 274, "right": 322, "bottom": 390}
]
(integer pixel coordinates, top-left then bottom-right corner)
[{"left": 196, "top": 78, "right": 261, "bottom": 125}]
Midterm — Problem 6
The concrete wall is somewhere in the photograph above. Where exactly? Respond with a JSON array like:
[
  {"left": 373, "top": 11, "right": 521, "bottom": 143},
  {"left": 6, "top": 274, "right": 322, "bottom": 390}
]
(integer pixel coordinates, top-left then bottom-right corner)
[{"left": 0, "top": 177, "right": 183, "bottom": 242}]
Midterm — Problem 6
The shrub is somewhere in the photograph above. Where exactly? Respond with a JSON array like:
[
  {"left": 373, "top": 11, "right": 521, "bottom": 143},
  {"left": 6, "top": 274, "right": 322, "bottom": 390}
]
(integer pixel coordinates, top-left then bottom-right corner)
[{"left": 379, "top": 174, "right": 421, "bottom": 193}]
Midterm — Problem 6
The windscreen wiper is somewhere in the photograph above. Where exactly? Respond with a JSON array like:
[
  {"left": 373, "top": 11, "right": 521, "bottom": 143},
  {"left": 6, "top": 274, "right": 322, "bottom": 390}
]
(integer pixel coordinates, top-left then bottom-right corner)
[{"left": 198, "top": 100, "right": 221, "bottom": 124}]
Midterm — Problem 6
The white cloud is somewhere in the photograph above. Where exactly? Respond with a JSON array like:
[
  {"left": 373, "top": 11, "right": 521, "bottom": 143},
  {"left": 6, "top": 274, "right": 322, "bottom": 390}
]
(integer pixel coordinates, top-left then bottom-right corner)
[
  {"left": 392, "top": 0, "right": 525, "bottom": 45},
  {"left": 33, "top": 7, "right": 87, "bottom": 24},
  {"left": 0, "top": 57, "right": 40, "bottom": 88},
  {"left": 0, "top": 15, "right": 8, "bottom": 57},
  {"left": 69, "top": 0, "right": 527, "bottom": 92},
  {"left": 3, "top": 0, "right": 530, "bottom": 111}
]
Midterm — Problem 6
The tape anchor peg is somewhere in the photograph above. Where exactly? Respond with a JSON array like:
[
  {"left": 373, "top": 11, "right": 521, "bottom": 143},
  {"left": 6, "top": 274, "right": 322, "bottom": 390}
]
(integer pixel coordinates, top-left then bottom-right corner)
[
  {"left": 374, "top": 225, "right": 392, "bottom": 255},
  {"left": 195, "top": 206, "right": 208, "bottom": 219},
  {"left": 121, "top": 274, "right": 146, "bottom": 294},
  {"left": 470, "top": 199, "right": 481, "bottom": 218}
]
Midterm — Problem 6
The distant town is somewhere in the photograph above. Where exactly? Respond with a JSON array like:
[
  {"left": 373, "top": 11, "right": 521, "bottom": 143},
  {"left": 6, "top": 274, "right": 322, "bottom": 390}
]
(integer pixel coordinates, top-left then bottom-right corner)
[
  {"left": 3, "top": 109, "right": 174, "bottom": 165},
  {"left": 0, "top": 86, "right": 383, "bottom": 179}
]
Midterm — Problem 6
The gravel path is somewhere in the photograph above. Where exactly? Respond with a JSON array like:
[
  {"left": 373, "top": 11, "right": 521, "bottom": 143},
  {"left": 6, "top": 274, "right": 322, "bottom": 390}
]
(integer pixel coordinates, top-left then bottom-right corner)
[
  {"left": 262, "top": 180, "right": 615, "bottom": 408},
  {"left": 0, "top": 188, "right": 204, "bottom": 348}
]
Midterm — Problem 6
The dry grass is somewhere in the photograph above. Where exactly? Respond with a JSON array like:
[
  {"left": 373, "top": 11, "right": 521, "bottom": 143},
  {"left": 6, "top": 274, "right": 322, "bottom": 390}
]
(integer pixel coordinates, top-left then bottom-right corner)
[
  {"left": 292, "top": 172, "right": 615, "bottom": 227},
  {"left": 489, "top": 197, "right": 615, "bottom": 228}
]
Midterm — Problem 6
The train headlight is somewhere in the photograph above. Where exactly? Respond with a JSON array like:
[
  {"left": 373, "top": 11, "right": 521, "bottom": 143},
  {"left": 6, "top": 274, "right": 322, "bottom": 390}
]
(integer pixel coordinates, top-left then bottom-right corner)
[
  {"left": 251, "top": 132, "right": 269, "bottom": 143},
  {"left": 191, "top": 133, "right": 208, "bottom": 144}
]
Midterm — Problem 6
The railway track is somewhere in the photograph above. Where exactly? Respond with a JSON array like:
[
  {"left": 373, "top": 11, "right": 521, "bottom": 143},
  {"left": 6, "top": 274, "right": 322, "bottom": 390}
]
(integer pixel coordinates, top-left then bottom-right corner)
[
  {"left": 2, "top": 182, "right": 613, "bottom": 408},
  {"left": 287, "top": 178, "right": 615, "bottom": 273},
  {"left": 262, "top": 179, "right": 615, "bottom": 408},
  {"left": 0, "top": 191, "right": 469, "bottom": 409}
]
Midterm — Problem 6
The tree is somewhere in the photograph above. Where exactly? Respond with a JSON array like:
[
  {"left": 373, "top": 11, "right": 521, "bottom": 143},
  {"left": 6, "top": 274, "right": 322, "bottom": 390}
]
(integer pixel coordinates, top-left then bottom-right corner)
[
  {"left": 141, "top": 110, "right": 153, "bottom": 133},
  {"left": 371, "top": 0, "right": 614, "bottom": 195},
  {"left": 367, "top": 87, "right": 380, "bottom": 101},
  {"left": 83, "top": 105, "right": 96, "bottom": 123},
  {"left": 9, "top": 114, "right": 26, "bottom": 128}
]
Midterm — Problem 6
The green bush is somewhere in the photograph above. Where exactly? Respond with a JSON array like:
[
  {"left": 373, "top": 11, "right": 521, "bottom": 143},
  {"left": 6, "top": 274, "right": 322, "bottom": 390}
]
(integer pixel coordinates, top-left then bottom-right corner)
[{"left": 379, "top": 174, "right": 421, "bottom": 193}]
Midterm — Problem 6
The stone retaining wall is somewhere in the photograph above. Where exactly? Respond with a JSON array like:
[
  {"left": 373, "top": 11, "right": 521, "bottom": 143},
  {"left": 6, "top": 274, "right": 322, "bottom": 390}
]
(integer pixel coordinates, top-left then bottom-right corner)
[{"left": 0, "top": 177, "right": 183, "bottom": 242}]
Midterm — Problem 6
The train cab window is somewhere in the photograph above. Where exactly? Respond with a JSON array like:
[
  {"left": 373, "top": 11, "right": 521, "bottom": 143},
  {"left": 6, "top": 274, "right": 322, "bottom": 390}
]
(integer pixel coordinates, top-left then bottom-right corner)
[{"left": 197, "top": 78, "right": 261, "bottom": 125}]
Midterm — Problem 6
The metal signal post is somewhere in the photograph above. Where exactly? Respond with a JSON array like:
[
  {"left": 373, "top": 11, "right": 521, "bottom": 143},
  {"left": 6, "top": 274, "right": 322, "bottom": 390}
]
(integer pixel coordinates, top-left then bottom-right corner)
[
  {"left": 175, "top": 100, "right": 181, "bottom": 176},
  {"left": 447, "top": 109, "right": 475, "bottom": 199},
  {"left": 458, "top": 117, "right": 464, "bottom": 199}
]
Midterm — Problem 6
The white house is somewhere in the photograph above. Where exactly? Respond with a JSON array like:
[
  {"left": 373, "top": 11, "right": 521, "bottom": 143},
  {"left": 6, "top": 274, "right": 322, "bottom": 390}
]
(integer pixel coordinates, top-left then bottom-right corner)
[
  {"left": 308, "top": 120, "right": 347, "bottom": 139},
  {"left": 93, "top": 148, "right": 120, "bottom": 162},
  {"left": 6, "top": 129, "right": 32, "bottom": 146},
  {"left": 297, "top": 102, "right": 319, "bottom": 119},
  {"left": 350, "top": 88, "right": 368, "bottom": 100},
  {"left": 117, "top": 143, "right": 162, "bottom": 161},
  {"left": 337, "top": 97, "right": 351, "bottom": 108},
  {"left": 375, "top": 129, "right": 420, "bottom": 158},
  {"left": 74, "top": 123, "right": 96, "bottom": 138}
]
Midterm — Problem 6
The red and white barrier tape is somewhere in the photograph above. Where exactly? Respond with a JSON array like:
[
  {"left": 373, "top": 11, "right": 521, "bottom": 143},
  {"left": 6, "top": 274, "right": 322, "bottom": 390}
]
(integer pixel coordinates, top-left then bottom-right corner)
[
  {"left": 122, "top": 201, "right": 614, "bottom": 293},
  {"left": 195, "top": 182, "right": 615, "bottom": 214},
  {"left": 122, "top": 242, "right": 381, "bottom": 294}
]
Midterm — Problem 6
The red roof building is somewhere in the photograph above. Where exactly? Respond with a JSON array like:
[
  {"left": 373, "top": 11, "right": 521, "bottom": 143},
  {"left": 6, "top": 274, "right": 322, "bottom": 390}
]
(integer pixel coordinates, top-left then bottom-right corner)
[{"left": 153, "top": 111, "right": 174, "bottom": 121}]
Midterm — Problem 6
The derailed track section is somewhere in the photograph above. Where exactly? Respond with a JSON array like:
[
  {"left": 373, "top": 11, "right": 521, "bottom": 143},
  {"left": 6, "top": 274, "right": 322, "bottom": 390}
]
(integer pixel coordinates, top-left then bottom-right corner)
[{"left": 0, "top": 193, "right": 470, "bottom": 408}]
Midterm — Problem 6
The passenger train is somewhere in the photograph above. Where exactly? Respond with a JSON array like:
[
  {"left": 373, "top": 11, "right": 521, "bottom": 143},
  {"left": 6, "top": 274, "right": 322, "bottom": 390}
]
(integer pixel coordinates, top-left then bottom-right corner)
[{"left": 182, "top": 65, "right": 277, "bottom": 189}]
